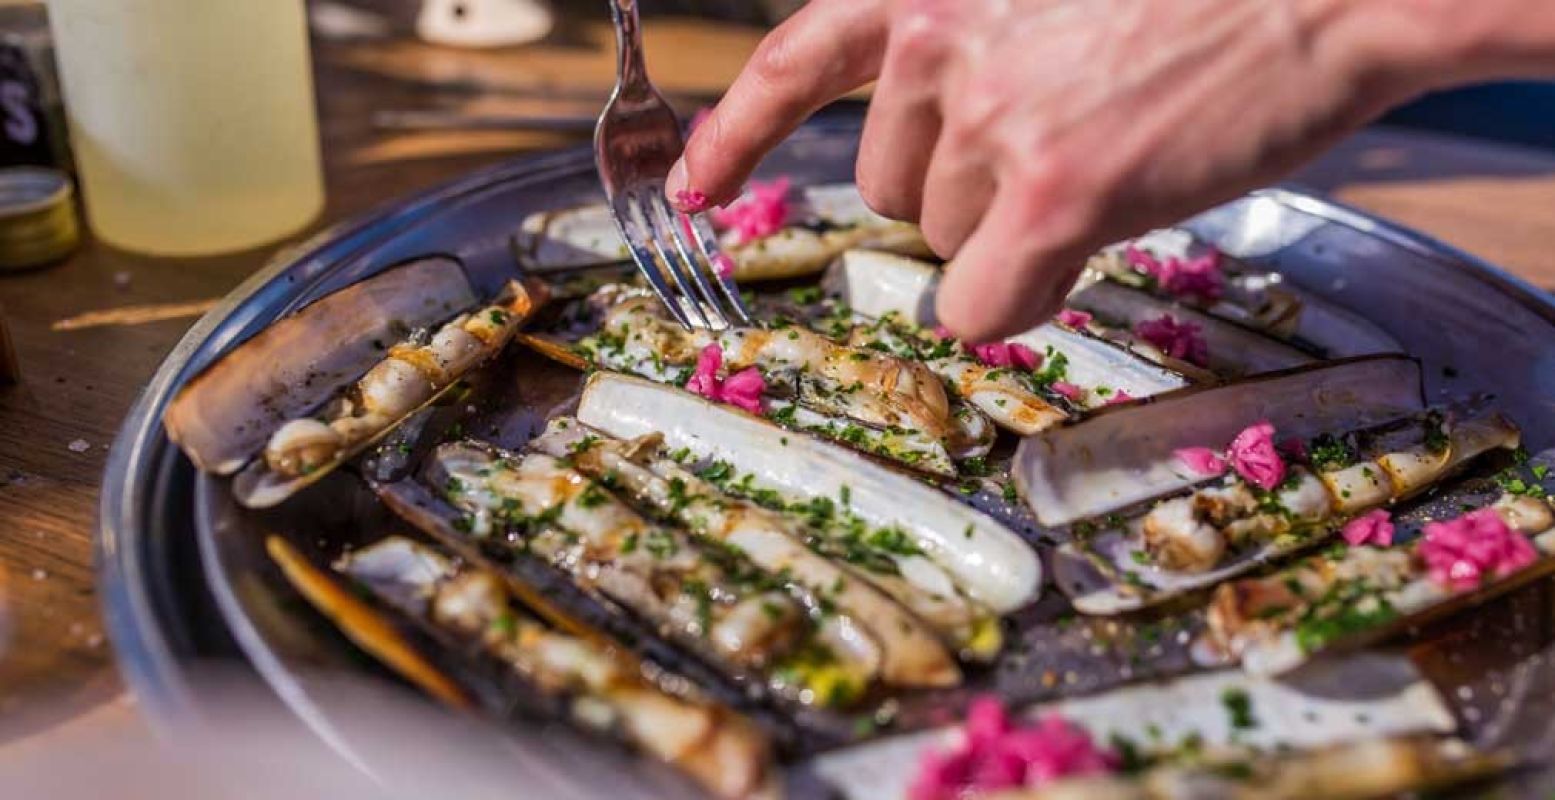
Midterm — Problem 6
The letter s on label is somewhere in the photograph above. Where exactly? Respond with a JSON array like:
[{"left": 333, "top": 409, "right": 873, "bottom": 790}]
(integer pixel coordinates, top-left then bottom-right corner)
[{"left": 2, "top": 81, "right": 37, "bottom": 145}]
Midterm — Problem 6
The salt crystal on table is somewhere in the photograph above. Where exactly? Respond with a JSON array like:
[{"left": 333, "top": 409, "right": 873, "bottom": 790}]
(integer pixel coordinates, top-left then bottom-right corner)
[
  {"left": 31, "top": 568, "right": 46, "bottom": 580},
  {"left": 113, "top": 271, "right": 131, "bottom": 289},
  {"left": 67, "top": 439, "right": 89, "bottom": 452}
]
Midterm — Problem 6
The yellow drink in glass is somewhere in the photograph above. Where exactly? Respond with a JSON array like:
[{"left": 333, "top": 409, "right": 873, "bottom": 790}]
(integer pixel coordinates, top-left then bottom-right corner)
[{"left": 47, "top": 0, "right": 324, "bottom": 256}]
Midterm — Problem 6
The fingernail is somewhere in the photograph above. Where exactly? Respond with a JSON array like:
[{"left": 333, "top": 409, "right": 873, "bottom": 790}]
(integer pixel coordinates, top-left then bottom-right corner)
[{"left": 665, "top": 159, "right": 691, "bottom": 203}]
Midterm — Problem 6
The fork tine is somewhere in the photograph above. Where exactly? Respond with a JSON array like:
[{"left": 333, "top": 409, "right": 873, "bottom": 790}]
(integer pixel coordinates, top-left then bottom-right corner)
[
  {"left": 682, "top": 213, "right": 756, "bottom": 326},
  {"left": 635, "top": 188, "right": 717, "bottom": 329},
  {"left": 609, "top": 193, "right": 693, "bottom": 329},
  {"left": 648, "top": 191, "right": 736, "bottom": 330}
]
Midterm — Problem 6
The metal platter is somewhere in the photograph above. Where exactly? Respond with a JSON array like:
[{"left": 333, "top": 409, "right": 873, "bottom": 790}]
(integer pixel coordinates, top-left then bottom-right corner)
[{"left": 99, "top": 114, "right": 1555, "bottom": 797}]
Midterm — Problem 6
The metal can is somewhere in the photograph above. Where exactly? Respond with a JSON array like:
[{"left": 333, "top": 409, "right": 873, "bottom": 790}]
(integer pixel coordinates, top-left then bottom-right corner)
[{"left": 0, "top": 166, "right": 78, "bottom": 270}]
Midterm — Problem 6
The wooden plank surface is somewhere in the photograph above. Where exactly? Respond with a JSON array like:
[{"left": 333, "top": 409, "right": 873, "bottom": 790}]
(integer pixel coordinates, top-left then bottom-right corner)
[{"left": 0, "top": 17, "right": 1552, "bottom": 747}]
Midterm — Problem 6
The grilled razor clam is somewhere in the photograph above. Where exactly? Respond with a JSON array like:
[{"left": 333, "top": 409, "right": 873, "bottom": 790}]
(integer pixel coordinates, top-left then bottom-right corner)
[
  {"left": 581, "top": 292, "right": 963, "bottom": 475},
  {"left": 922, "top": 356, "right": 1071, "bottom": 436},
  {"left": 576, "top": 372, "right": 1042, "bottom": 614},
  {"left": 165, "top": 258, "right": 478, "bottom": 476},
  {"left": 823, "top": 250, "right": 1195, "bottom": 414},
  {"left": 535, "top": 420, "right": 966, "bottom": 682},
  {"left": 837, "top": 317, "right": 1072, "bottom": 438},
  {"left": 429, "top": 442, "right": 880, "bottom": 705},
  {"left": 547, "top": 423, "right": 988, "bottom": 659},
  {"left": 1002, "top": 737, "right": 1503, "bottom": 800},
  {"left": 598, "top": 293, "right": 953, "bottom": 438},
  {"left": 1058, "top": 409, "right": 1520, "bottom": 614},
  {"left": 517, "top": 183, "right": 931, "bottom": 281},
  {"left": 1204, "top": 490, "right": 1555, "bottom": 676},
  {"left": 232, "top": 281, "right": 536, "bottom": 509},
  {"left": 333, "top": 537, "right": 776, "bottom": 799},
  {"left": 1088, "top": 227, "right": 1403, "bottom": 359},
  {"left": 1017, "top": 356, "right": 1426, "bottom": 529}
]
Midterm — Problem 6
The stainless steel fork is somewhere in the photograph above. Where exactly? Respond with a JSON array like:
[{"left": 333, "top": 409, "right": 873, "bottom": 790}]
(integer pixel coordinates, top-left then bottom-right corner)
[{"left": 596, "top": 0, "right": 754, "bottom": 330}]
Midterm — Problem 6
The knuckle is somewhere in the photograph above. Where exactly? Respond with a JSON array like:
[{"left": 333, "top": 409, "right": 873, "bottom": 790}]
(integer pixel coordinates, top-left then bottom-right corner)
[
  {"left": 888, "top": 10, "right": 950, "bottom": 65},
  {"left": 750, "top": 28, "right": 801, "bottom": 87}
]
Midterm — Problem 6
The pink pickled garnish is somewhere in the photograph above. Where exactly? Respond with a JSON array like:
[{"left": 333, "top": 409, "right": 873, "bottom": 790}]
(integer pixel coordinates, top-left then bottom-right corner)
[
  {"left": 972, "top": 342, "right": 1042, "bottom": 371},
  {"left": 1123, "top": 243, "right": 1224, "bottom": 302},
  {"left": 685, "top": 343, "right": 724, "bottom": 399},
  {"left": 1124, "top": 244, "right": 1163, "bottom": 278},
  {"left": 673, "top": 188, "right": 710, "bottom": 214},
  {"left": 1175, "top": 447, "right": 1228, "bottom": 477},
  {"left": 931, "top": 325, "right": 955, "bottom": 340},
  {"left": 718, "top": 367, "right": 766, "bottom": 415},
  {"left": 1010, "top": 343, "right": 1042, "bottom": 371},
  {"left": 711, "top": 252, "right": 737, "bottom": 279},
  {"left": 1228, "top": 421, "right": 1286, "bottom": 491},
  {"left": 1341, "top": 509, "right": 1395, "bottom": 548},
  {"left": 1055, "top": 308, "right": 1093, "bottom": 328},
  {"left": 1050, "top": 381, "right": 1083, "bottom": 401},
  {"left": 685, "top": 344, "right": 766, "bottom": 414},
  {"left": 909, "top": 697, "right": 1117, "bottom": 800},
  {"left": 1133, "top": 315, "right": 1209, "bottom": 366},
  {"left": 1419, "top": 508, "right": 1537, "bottom": 590},
  {"left": 1105, "top": 389, "right": 1136, "bottom": 406},
  {"left": 711, "top": 177, "right": 791, "bottom": 244}
]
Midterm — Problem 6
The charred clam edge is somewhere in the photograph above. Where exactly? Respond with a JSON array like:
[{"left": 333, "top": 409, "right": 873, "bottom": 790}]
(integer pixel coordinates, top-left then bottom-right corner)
[{"left": 230, "top": 277, "right": 540, "bottom": 509}]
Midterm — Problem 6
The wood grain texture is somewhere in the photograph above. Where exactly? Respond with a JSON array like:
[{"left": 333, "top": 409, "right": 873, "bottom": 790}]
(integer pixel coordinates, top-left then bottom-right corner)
[{"left": 0, "top": 17, "right": 1552, "bottom": 745}]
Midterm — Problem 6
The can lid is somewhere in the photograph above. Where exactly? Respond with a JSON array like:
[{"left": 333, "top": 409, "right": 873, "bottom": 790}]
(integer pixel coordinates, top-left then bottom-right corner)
[{"left": 0, "top": 166, "right": 78, "bottom": 270}]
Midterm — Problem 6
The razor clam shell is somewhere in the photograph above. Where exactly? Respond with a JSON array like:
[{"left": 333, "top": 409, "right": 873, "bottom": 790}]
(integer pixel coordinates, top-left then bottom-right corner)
[
  {"left": 820, "top": 249, "right": 942, "bottom": 325},
  {"left": 165, "top": 257, "right": 477, "bottom": 475},
  {"left": 1097, "top": 228, "right": 1403, "bottom": 358},
  {"left": 1008, "top": 326, "right": 1193, "bottom": 408},
  {"left": 1014, "top": 355, "right": 1425, "bottom": 528},
  {"left": 575, "top": 372, "right": 1041, "bottom": 614},
  {"left": 517, "top": 183, "right": 929, "bottom": 280},
  {"left": 1066, "top": 278, "right": 1313, "bottom": 376},
  {"left": 231, "top": 280, "right": 537, "bottom": 509},
  {"left": 1054, "top": 409, "right": 1519, "bottom": 615},
  {"left": 809, "top": 652, "right": 1455, "bottom": 800}
]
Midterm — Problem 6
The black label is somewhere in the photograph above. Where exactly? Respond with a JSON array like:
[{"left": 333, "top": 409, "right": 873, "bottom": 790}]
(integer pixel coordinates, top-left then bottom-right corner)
[{"left": 0, "top": 40, "right": 52, "bottom": 168}]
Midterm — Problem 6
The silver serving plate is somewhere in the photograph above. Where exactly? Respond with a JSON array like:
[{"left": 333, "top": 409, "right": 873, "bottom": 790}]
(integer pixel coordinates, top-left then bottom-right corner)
[{"left": 99, "top": 116, "right": 1555, "bottom": 797}]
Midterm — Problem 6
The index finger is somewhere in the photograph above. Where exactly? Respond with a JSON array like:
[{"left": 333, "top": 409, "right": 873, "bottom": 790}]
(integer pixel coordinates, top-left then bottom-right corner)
[{"left": 667, "top": 0, "right": 889, "bottom": 208}]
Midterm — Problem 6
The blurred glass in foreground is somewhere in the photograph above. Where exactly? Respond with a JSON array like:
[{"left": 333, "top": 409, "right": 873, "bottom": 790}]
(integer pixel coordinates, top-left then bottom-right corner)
[{"left": 46, "top": 0, "right": 324, "bottom": 256}]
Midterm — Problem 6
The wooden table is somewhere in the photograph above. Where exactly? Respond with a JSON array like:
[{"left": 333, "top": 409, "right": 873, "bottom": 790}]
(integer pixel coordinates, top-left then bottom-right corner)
[{"left": 1, "top": 16, "right": 1553, "bottom": 749}]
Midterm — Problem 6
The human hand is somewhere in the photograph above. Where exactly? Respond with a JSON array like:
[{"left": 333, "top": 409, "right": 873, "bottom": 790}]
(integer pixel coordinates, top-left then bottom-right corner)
[{"left": 668, "top": 0, "right": 1555, "bottom": 341}]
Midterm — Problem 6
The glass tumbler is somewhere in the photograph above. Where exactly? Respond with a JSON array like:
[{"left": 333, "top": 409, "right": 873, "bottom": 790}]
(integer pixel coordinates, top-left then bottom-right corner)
[{"left": 46, "top": 0, "right": 324, "bottom": 256}]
